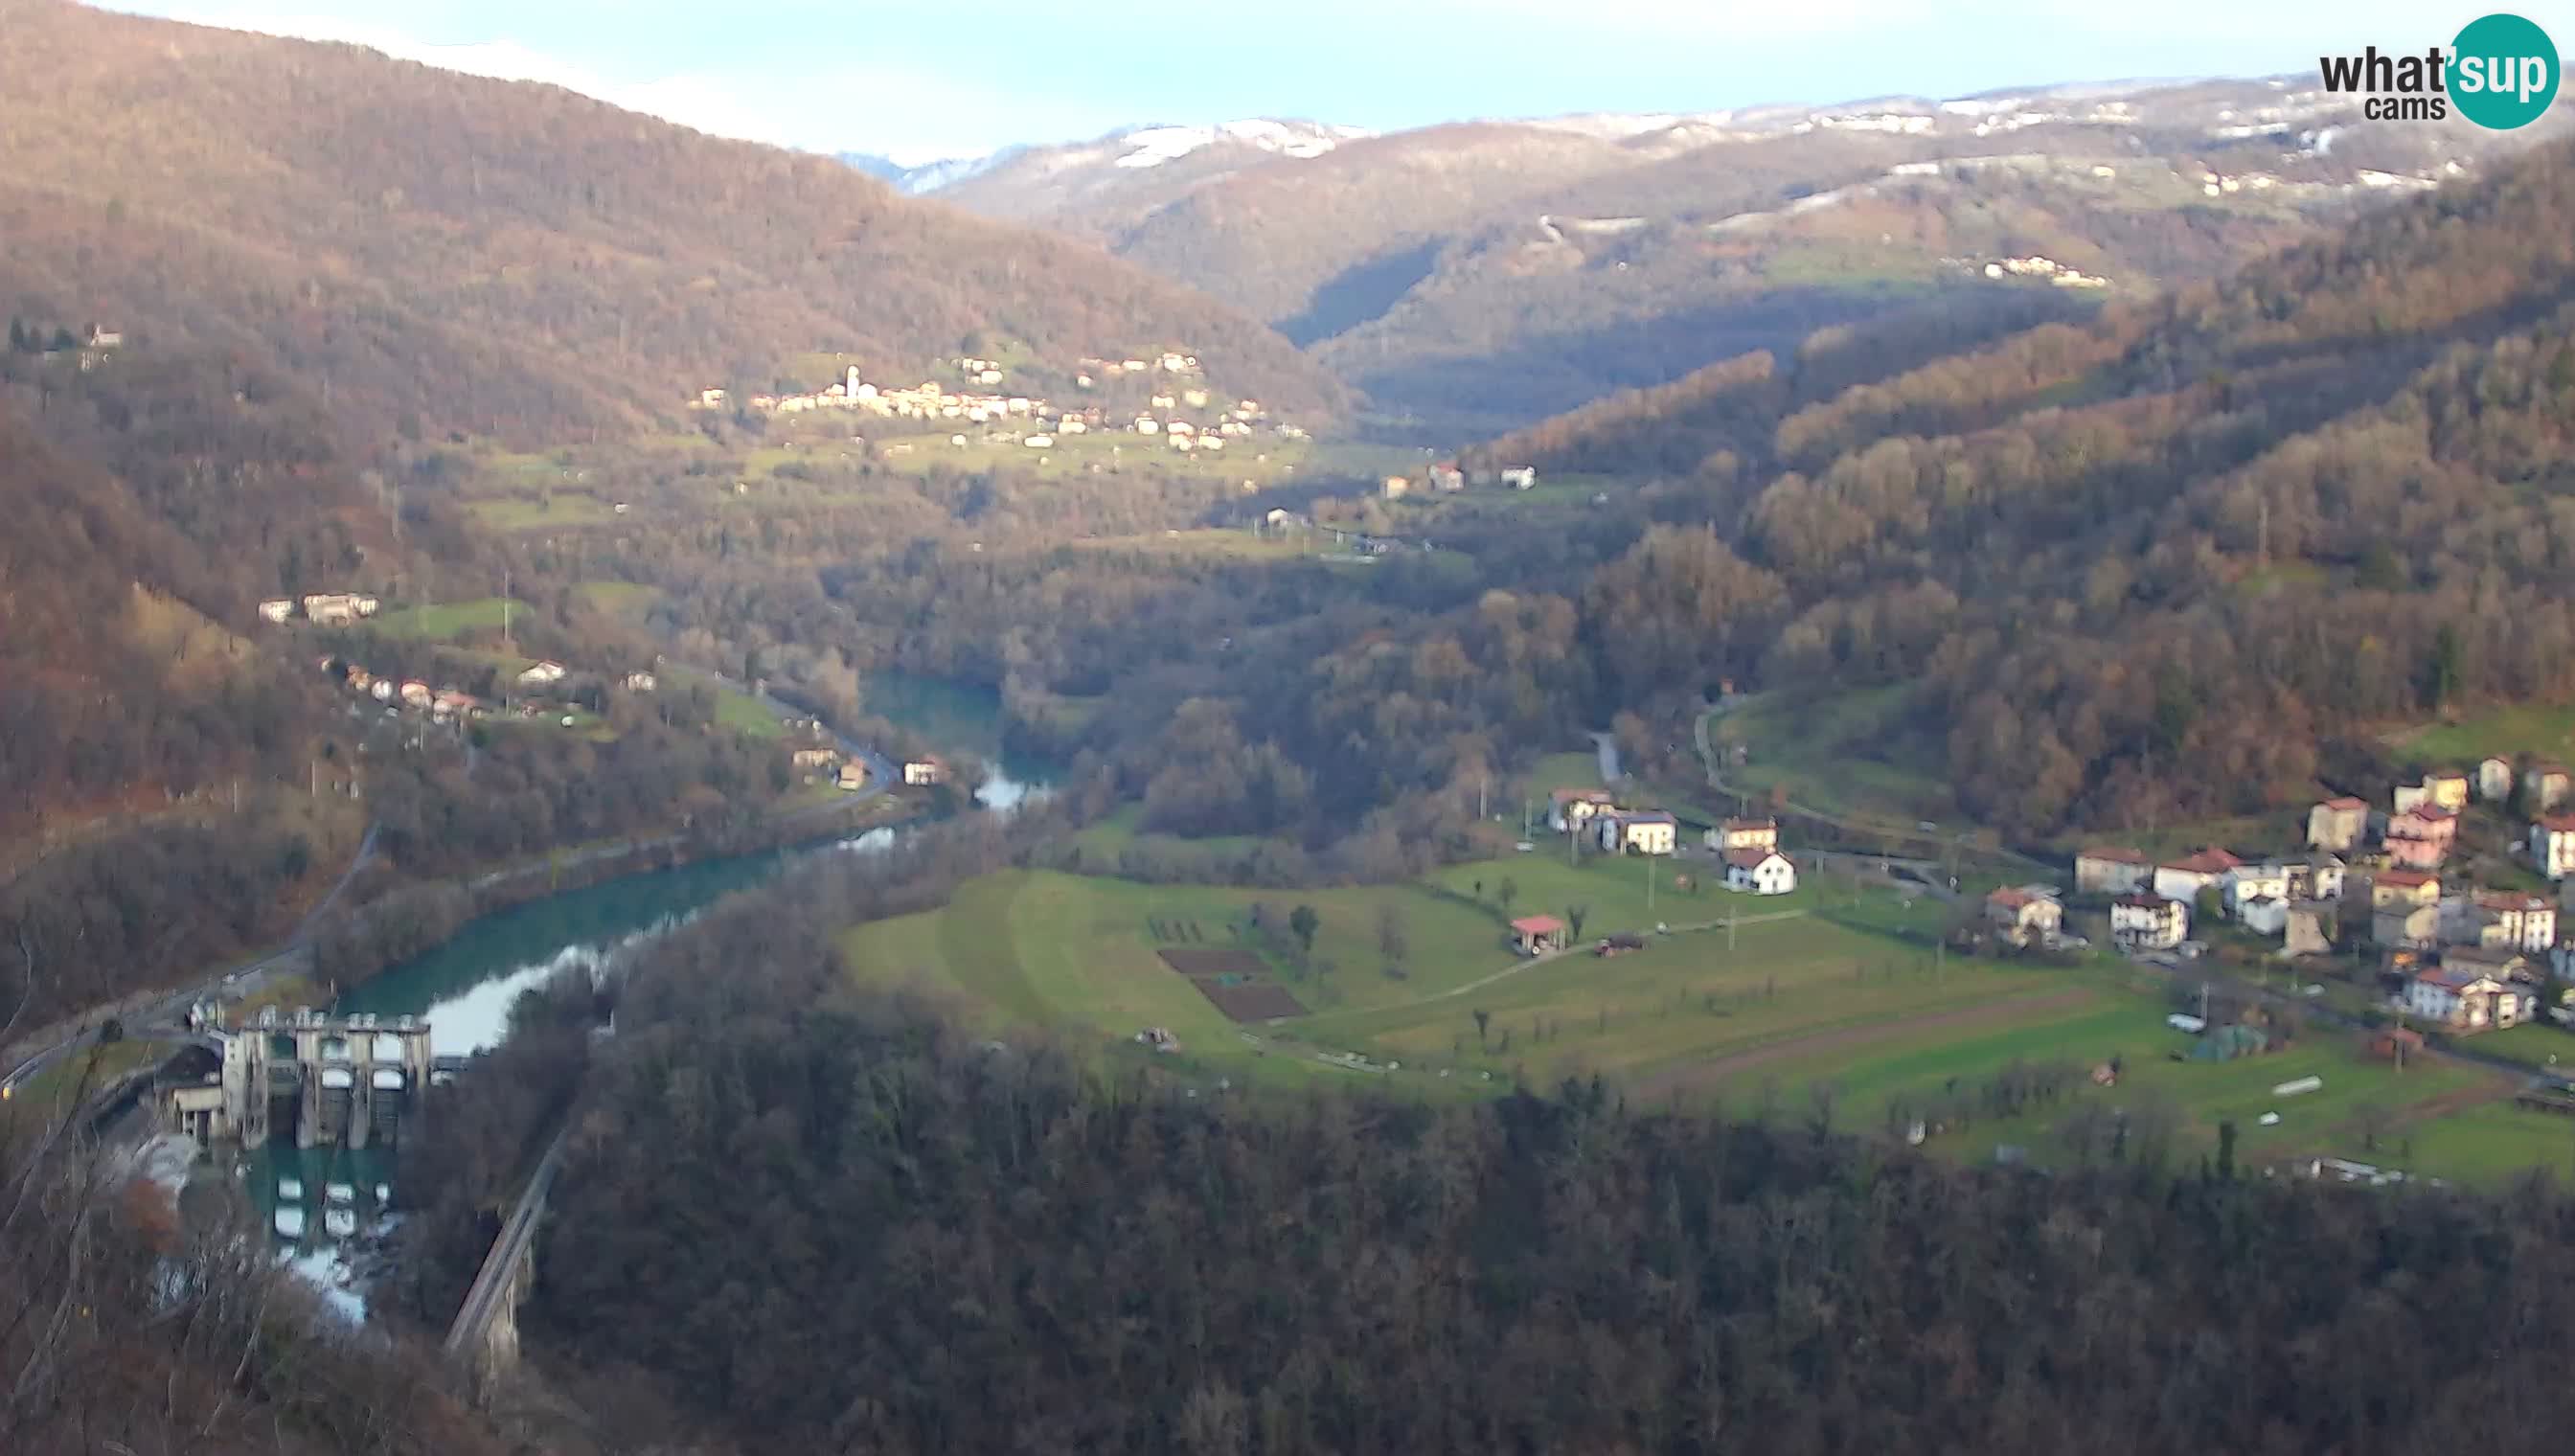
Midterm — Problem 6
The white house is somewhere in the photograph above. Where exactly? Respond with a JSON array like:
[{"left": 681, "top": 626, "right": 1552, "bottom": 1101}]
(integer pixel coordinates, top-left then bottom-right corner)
[
  {"left": 2475, "top": 892, "right": 2558, "bottom": 952},
  {"left": 2535, "top": 815, "right": 2575, "bottom": 880},
  {"left": 1500, "top": 466, "right": 1538, "bottom": 489},
  {"left": 517, "top": 661, "right": 567, "bottom": 688},
  {"left": 302, "top": 593, "right": 358, "bottom": 626},
  {"left": 2110, "top": 892, "right": 2188, "bottom": 950},
  {"left": 903, "top": 759, "right": 947, "bottom": 786},
  {"left": 2238, "top": 895, "right": 2289, "bottom": 938},
  {"left": 2477, "top": 756, "right": 2514, "bottom": 801},
  {"left": 1598, "top": 811, "right": 1677, "bottom": 856},
  {"left": 2223, "top": 863, "right": 2292, "bottom": 919},
  {"left": 1985, "top": 887, "right": 2063, "bottom": 947},
  {"left": 1722, "top": 849, "right": 1797, "bottom": 896},
  {"left": 1550, "top": 787, "right": 1616, "bottom": 833},
  {"left": 624, "top": 671, "right": 658, "bottom": 693},
  {"left": 2073, "top": 846, "right": 2153, "bottom": 896},
  {"left": 257, "top": 600, "right": 294, "bottom": 624},
  {"left": 2153, "top": 848, "right": 2243, "bottom": 905},
  {"left": 2405, "top": 967, "right": 2531, "bottom": 1032}
]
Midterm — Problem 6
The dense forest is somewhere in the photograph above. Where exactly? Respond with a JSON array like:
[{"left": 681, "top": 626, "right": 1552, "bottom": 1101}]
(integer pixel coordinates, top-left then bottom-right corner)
[
  {"left": 465, "top": 853, "right": 2575, "bottom": 1455},
  {"left": 0, "top": 1097, "right": 505, "bottom": 1454},
  {"left": 0, "top": 0, "right": 1343, "bottom": 447},
  {"left": 1438, "top": 138, "right": 2575, "bottom": 837}
]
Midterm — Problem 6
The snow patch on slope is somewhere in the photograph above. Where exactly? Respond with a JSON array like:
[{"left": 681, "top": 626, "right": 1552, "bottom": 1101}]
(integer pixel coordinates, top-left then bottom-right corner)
[{"left": 1111, "top": 120, "right": 1374, "bottom": 169}]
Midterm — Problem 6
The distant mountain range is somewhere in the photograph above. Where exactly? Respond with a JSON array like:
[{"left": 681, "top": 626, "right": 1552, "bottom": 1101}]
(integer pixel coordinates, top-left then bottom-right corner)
[{"left": 842, "top": 81, "right": 2567, "bottom": 440}]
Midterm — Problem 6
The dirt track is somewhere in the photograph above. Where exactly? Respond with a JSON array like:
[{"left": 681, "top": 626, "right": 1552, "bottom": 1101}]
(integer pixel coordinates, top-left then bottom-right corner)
[{"left": 1628, "top": 987, "right": 2100, "bottom": 1103}]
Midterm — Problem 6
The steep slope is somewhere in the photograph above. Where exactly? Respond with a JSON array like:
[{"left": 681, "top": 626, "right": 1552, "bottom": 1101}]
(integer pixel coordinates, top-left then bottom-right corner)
[
  {"left": 0, "top": 0, "right": 1343, "bottom": 446},
  {"left": 1491, "top": 139, "right": 2575, "bottom": 837}
]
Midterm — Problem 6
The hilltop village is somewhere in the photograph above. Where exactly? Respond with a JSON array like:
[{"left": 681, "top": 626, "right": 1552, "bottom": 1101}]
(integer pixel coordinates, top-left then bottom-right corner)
[{"left": 693, "top": 351, "right": 1310, "bottom": 459}]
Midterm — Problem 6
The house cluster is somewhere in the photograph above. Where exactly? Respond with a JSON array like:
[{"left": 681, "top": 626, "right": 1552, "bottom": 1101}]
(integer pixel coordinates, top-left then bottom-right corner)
[
  {"left": 2063, "top": 759, "right": 2575, "bottom": 1035},
  {"left": 317, "top": 655, "right": 489, "bottom": 728},
  {"left": 258, "top": 592, "right": 380, "bottom": 627},
  {"left": 318, "top": 652, "right": 648, "bottom": 732},
  {"left": 1545, "top": 787, "right": 1677, "bottom": 858},
  {"left": 1385, "top": 463, "right": 1538, "bottom": 498},
  {"left": 789, "top": 741, "right": 872, "bottom": 792},
  {"left": 1537, "top": 790, "right": 1798, "bottom": 893},
  {"left": 1706, "top": 815, "right": 1798, "bottom": 897},
  {"left": 2074, "top": 843, "right": 2359, "bottom": 955},
  {"left": 1971, "top": 255, "right": 2109, "bottom": 289},
  {"left": 1077, "top": 352, "right": 1200, "bottom": 382},
  {"left": 700, "top": 363, "right": 1293, "bottom": 458}
]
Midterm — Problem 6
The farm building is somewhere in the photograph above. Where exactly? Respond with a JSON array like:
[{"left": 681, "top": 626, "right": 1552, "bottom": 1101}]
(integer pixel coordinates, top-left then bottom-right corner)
[{"left": 1509, "top": 916, "right": 1568, "bottom": 956}]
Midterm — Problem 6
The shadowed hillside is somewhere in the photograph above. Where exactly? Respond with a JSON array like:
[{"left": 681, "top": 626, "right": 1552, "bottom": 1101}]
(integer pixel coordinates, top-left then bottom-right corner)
[{"left": 0, "top": 0, "right": 1344, "bottom": 447}]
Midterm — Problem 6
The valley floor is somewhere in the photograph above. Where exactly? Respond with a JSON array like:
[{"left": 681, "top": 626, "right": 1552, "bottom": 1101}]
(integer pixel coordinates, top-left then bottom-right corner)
[{"left": 838, "top": 844, "right": 2575, "bottom": 1187}]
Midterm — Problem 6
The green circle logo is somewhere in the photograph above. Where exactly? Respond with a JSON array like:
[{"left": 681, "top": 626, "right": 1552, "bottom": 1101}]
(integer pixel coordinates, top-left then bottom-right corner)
[{"left": 2452, "top": 12, "right": 2559, "bottom": 129}]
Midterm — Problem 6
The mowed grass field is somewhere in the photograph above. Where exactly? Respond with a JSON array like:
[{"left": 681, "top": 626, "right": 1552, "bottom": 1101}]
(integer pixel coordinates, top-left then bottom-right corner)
[
  {"left": 835, "top": 852, "right": 2575, "bottom": 1185},
  {"left": 2396, "top": 702, "right": 2575, "bottom": 766},
  {"left": 367, "top": 598, "right": 528, "bottom": 641}
]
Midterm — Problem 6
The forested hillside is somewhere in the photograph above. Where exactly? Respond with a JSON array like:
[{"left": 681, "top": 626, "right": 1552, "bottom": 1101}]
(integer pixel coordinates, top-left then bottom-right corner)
[
  {"left": 0, "top": 0, "right": 1342, "bottom": 447},
  {"left": 500, "top": 856, "right": 2575, "bottom": 1455},
  {"left": 1475, "top": 138, "right": 2575, "bottom": 837}
]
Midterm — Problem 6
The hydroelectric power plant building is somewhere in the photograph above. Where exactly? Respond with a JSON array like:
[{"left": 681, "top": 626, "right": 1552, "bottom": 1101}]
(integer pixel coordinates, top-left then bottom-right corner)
[{"left": 160, "top": 1006, "right": 440, "bottom": 1151}]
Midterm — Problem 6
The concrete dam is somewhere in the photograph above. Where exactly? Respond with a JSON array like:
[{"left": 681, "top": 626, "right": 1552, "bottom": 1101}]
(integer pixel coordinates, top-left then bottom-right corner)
[{"left": 162, "top": 1006, "right": 444, "bottom": 1151}]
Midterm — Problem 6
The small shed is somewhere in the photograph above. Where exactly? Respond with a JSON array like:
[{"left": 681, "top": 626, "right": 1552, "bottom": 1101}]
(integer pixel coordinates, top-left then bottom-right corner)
[{"left": 1509, "top": 916, "right": 1568, "bottom": 956}]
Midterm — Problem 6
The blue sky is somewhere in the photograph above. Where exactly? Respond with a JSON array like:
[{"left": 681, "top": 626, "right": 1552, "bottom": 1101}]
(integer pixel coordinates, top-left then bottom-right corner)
[{"left": 109, "top": 1, "right": 2530, "bottom": 164}]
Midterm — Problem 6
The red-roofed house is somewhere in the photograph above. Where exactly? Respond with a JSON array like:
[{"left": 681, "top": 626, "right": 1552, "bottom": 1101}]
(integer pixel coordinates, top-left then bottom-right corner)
[
  {"left": 2074, "top": 846, "right": 2152, "bottom": 896},
  {"left": 1509, "top": 915, "right": 1568, "bottom": 956},
  {"left": 2385, "top": 805, "right": 2455, "bottom": 870},
  {"left": 2404, "top": 967, "right": 2531, "bottom": 1032},
  {"left": 2367, "top": 867, "right": 2442, "bottom": 906},
  {"left": 1722, "top": 849, "right": 1797, "bottom": 896},
  {"left": 2153, "top": 849, "right": 2242, "bottom": 905},
  {"left": 1985, "top": 887, "right": 2062, "bottom": 947}
]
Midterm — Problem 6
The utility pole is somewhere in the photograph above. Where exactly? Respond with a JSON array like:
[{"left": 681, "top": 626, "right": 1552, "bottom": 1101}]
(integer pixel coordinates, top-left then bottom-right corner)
[
  {"left": 1479, "top": 773, "right": 1489, "bottom": 823},
  {"left": 502, "top": 569, "right": 513, "bottom": 652},
  {"left": 1645, "top": 852, "right": 1654, "bottom": 915}
]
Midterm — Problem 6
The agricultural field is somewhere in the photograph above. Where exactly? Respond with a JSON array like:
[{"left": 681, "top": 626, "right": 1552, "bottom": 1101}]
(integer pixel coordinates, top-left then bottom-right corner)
[
  {"left": 467, "top": 493, "right": 621, "bottom": 531},
  {"left": 366, "top": 598, "right": 529, "bottom": 641},
  {"left": 661, "top": 667, "right": 782, "bottom": 739},
  {"left": 834, "top": 850, "right": 2575, "bottom": 1186},
  {"left": 2462, "top": 1021, "right": 2575, "bottom": 1074},
  {"left": 2394, "top": 703, "right": 2575, "bottom": 767},
  {"left": 865, "top": 427, "right": 1309, "bottom": 486}
]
